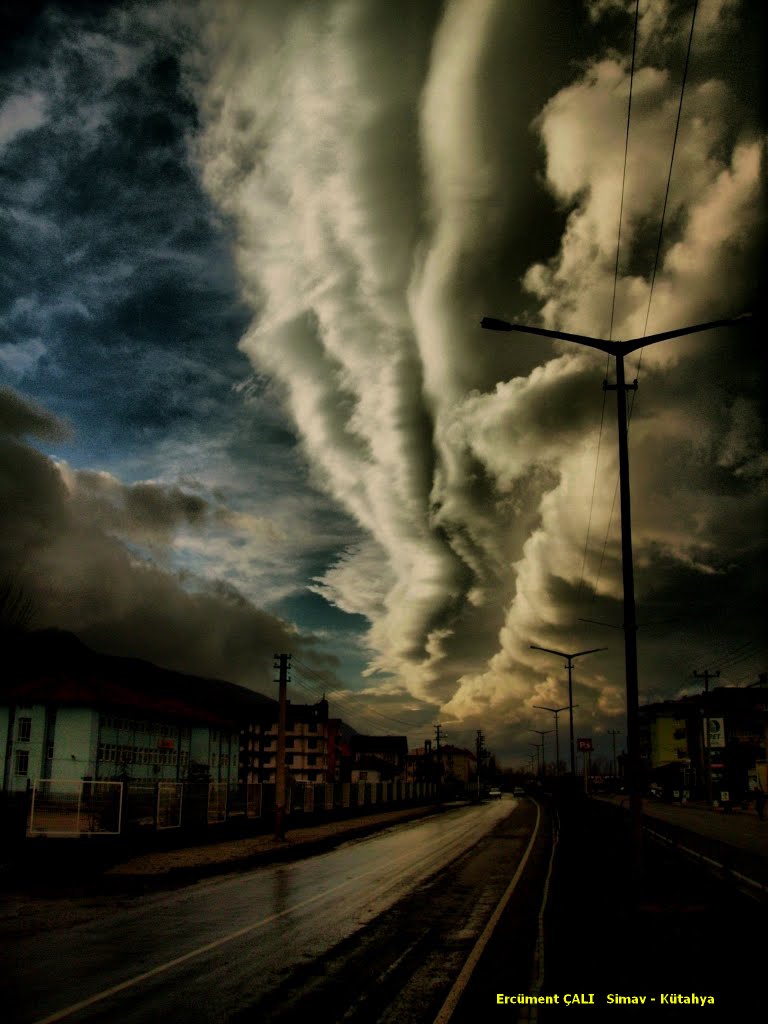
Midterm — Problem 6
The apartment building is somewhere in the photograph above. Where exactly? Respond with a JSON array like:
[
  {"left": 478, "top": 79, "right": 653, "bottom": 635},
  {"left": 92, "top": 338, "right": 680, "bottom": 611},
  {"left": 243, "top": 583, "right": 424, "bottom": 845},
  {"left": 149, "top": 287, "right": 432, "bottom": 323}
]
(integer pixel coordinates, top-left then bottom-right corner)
[{"left": 1, "top": 629, "right": 269, "bottom": 792}]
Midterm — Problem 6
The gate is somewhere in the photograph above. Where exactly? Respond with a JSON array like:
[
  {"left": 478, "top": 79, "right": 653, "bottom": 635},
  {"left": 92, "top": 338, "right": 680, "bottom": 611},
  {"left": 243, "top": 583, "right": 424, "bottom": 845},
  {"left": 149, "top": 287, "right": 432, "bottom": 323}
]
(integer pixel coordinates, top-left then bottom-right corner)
[
  {"left": 157, "top": 782, "right": 183, "bottom": 829},
  {"left": 207, "top": 782, "right": 228, "bottom": 823},
  {"left": 28, "top": 780, "right": 123, "bottom": 836}
]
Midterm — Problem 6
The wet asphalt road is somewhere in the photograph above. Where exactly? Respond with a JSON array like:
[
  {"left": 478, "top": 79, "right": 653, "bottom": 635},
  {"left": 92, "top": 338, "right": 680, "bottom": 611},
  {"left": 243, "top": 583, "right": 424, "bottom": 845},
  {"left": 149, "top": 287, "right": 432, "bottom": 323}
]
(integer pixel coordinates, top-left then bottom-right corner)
[{"left": 2, "top": 797, "right": 543, "bottom": 1024}]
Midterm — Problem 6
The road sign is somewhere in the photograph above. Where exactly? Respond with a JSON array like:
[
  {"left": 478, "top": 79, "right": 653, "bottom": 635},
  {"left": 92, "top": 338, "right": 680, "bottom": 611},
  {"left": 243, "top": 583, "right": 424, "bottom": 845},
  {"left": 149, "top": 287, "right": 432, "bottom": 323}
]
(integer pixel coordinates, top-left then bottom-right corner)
[{"left": 577, "top": 738, "right": 593, "bottom": 752}]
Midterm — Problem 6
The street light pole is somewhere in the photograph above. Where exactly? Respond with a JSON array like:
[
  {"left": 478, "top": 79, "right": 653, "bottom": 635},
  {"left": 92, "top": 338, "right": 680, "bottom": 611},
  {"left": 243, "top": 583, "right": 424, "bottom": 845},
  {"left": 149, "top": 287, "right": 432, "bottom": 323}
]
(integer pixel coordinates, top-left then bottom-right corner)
[
  {"left": 530, "top": 645, "right": 606, "bottom": 776},
  {"left": 484, "top": 313, "right": 751, "bottom": 872},
  {"left": 530, "top": 741, "right": 543, "bottom": 778},
  {"left": 533, "top": 704, "right": 576, "bottom": 776},
  {"left": 530, "top": 729, "right": 553, "bottom": 779}
]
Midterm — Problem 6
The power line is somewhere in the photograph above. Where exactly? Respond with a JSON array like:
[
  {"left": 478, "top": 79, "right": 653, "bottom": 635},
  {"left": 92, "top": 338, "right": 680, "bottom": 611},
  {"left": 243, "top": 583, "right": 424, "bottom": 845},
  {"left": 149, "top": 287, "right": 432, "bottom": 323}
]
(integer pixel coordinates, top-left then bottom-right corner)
[
  {"left": 289, "top": 672, "right": 396, "bottom": 735},
  {"left": 576, "top": 387, "right": 610, "bottom": 606},
  {"left": 577, "top": 0, "right": 639, "bottom": 608},
  {"left": 637, "top": 0, "right": 699, "bottom": 366},
  {"left": 293, "top": 669, "right": 416, "bottom": 730},
  {"left": 291, "top": 656, "right": 424, "bottom": 732},
  {"left": 588, "top": 0, "right": 699, "bottom": 600},
  {"left": 290, "top": 672, "right": 391, "bottom": 733},
  {"left": 608, "top": 0, "right": 640, "bottom": 344}
]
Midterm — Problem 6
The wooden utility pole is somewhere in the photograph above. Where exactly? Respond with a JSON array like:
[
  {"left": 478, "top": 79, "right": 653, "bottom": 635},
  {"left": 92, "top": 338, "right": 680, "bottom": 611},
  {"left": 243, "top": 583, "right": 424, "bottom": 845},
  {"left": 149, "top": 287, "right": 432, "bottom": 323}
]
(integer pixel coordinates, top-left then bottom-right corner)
[
  {"left": 608, "top": 729, "right": 621, "bottom": 780},
  {"left": 694, "top": 669, "right": 719, "bottom": 694},
  {"left": 434, "top": 724, "right": 444, "bottom": 797},
  {"left": 694, "top": 669, "right": 719, "bottom": 805},
  {"left": 475, "top": 730, "right": 485, "bottom": 797},
  {"left": 274, "top": 652, "right": 290, "bottom": 840}
]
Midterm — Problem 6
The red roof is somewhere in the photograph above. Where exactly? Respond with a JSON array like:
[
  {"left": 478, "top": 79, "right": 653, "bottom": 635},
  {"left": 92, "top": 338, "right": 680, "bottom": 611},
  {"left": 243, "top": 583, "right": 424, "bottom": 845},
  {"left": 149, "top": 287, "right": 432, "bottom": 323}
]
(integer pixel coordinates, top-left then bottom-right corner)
[{"left": 3, "top": 630, "right": 274, "bottom": 729}]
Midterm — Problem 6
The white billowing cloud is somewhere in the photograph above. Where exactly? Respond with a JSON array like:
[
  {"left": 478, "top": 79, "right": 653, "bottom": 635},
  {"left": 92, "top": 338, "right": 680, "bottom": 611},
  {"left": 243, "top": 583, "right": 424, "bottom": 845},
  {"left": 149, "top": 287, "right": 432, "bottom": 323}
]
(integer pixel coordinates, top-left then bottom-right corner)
[
  {"left": 587, "top": 0, "right": 740, "bottom": 52},
  {"left": 0, "top": 338, "right": 48, "bottom": 380},
  {"left": 0, "top": 92, "right": 47, "bottom": 148},
  {"left": 310, "top": 540, "right": 393, "bottom": 623},
  {"left": 523, "top": 59, "right": 760, "bottom": 341},
  {"left": 449, "top": 26, "right": 764, "bottom": 725},
  {"left": 190, "top": 0, "right": 765, "bottom": 757},
  {"left": 193, "top": 0, "right": 472, "bottom": 693}
]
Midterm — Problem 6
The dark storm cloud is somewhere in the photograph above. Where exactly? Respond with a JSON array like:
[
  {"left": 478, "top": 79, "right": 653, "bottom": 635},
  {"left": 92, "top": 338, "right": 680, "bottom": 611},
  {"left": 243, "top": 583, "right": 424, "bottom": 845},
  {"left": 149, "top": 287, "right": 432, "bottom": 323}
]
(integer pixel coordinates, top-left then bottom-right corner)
[
  {"left": 0, "top": 0, "right": 252, "bottom": 455},
  {"left": 1, "top": 0, "right": 764, "bottom": 766},
  {"left": 0, "top": 385, "right": 70, "bottom": 441},
  {"left": 188, "top": 0, "right": 766, "bottom": 765},
  {"left": 0, "top": 385, "right": 311, "bottom": 692},
  {"left": 72, "top": 468, "right": 211, "bottom": 544}
]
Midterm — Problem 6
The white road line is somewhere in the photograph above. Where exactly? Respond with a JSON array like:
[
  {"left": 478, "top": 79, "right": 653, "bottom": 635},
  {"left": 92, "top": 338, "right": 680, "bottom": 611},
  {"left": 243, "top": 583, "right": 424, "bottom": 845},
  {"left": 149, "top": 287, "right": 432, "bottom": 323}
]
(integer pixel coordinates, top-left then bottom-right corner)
[
  {"left": 523, "top": 807, "right": 559, "bottom": 1024},
  {"left": 32, "top": 805, "right": 505, "bottom": 1024},
  {"left": 643, "top": 826, "right": 767, "bottom": 893},
  {"left": 432, "top": 799, "right": 542, "bottom": 1024}
]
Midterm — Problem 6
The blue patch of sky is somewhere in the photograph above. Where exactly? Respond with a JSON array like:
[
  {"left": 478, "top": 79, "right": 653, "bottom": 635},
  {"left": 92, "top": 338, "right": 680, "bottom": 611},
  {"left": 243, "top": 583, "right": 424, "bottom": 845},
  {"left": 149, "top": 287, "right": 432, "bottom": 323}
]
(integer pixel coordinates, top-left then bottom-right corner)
[
  {"left": 0, "top": 1, "right": 377, "bottom": 665},
  {"left": 0, "top": 7, "right": 254, "bottom": 469}
]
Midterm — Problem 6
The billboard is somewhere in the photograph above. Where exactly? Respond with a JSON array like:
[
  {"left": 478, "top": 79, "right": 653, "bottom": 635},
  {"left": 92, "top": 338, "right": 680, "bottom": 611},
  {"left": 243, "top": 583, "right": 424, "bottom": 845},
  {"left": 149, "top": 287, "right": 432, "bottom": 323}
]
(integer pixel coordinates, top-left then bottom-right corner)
[{"left": 706, "top": 718, "right": 725, "bottom": 767}]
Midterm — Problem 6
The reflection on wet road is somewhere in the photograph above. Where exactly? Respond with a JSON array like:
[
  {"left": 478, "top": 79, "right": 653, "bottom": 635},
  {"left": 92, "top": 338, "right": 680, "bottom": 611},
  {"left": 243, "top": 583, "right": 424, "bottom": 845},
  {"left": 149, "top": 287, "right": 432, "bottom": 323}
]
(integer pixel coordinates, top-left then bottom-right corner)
[{"left": 3, "top": 800, "right": 519, "bottom": 1024}]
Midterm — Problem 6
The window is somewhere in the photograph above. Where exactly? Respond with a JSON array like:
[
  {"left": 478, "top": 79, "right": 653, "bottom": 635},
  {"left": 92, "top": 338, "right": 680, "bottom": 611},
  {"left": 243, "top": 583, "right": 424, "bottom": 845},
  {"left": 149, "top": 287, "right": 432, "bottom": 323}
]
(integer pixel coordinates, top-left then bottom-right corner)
[
  {"left": 307, "top": 755, "right": 317, "bottom": 766},
  {"left": 17, "top": 717, "right": 32, "bottom": 742},
  {"left": 308, "top": 722, "right": 317, "bottom": 732},
  {"left": 15, "top": 750, "right": 29, "bottom": 776},
  {"left": 285, "top": 754, "right": 294, "bottom": 765},
  {"left": 286, "top": 736, "right": 294, "bottom": 747}
]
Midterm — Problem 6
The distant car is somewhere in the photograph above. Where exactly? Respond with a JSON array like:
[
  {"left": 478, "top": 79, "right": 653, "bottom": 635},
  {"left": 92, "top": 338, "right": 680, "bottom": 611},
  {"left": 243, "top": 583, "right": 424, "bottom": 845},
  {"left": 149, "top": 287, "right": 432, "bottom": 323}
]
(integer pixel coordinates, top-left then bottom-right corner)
[
  {"left": 488, "top": 787, "right": 502, "bottom": 799},
  {"left": 513, "top": 787, "right": 525, "bottom": 797}
]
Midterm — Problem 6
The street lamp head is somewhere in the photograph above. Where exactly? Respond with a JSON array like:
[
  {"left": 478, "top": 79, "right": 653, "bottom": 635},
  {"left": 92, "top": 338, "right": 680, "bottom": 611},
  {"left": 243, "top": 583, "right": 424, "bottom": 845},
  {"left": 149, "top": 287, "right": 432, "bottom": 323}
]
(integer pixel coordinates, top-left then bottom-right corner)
[
  {"left": 480, "top": 316, "right": 514, "bottom": 331},
  {"left": 530, "top": 643, "right": 606, "bottom": 660}
]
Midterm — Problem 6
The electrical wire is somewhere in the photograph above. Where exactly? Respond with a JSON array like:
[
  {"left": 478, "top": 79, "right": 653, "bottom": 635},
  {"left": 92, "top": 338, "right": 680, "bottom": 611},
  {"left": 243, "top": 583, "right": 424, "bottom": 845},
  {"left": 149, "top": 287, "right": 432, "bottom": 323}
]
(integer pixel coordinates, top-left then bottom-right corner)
[
  {"left": 288, "top": 672, "right": 386, "bottom": 735},
  {"left": 577, "top": 0, "right": 638, "bottom": 608},
  {"left": 292, "top": 655, "right": 426, "bottom": 732},
  {"left": 636, "top": 0, "right": 699, "bottom": 376},
  {"left": 576, "top": 388, "right": 609, "bottom": 606},
  {"left": 291, "top": 668, "right": 418, "bottom": 730},
  {"left": 608, "top": 0, "right": 640, "bottom": 346},
  {"left": 589, "top": 0, "right": 699, "bottom": 600}
]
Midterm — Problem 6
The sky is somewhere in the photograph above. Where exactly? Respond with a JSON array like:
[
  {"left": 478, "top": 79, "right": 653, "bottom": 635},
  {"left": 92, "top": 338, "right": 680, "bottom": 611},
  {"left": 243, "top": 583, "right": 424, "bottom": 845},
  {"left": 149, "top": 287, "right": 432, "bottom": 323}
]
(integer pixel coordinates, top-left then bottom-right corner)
[{"left": 1, "top": 0, "right": 765, "bottom": 770}]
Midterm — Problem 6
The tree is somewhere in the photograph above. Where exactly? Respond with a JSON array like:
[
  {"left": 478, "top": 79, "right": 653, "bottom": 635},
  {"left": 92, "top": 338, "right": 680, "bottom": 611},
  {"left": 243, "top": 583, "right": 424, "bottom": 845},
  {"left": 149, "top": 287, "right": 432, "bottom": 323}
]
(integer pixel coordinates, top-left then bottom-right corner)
[{"left": 0, "top": 575, "right": 34, "bottom": 637}]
